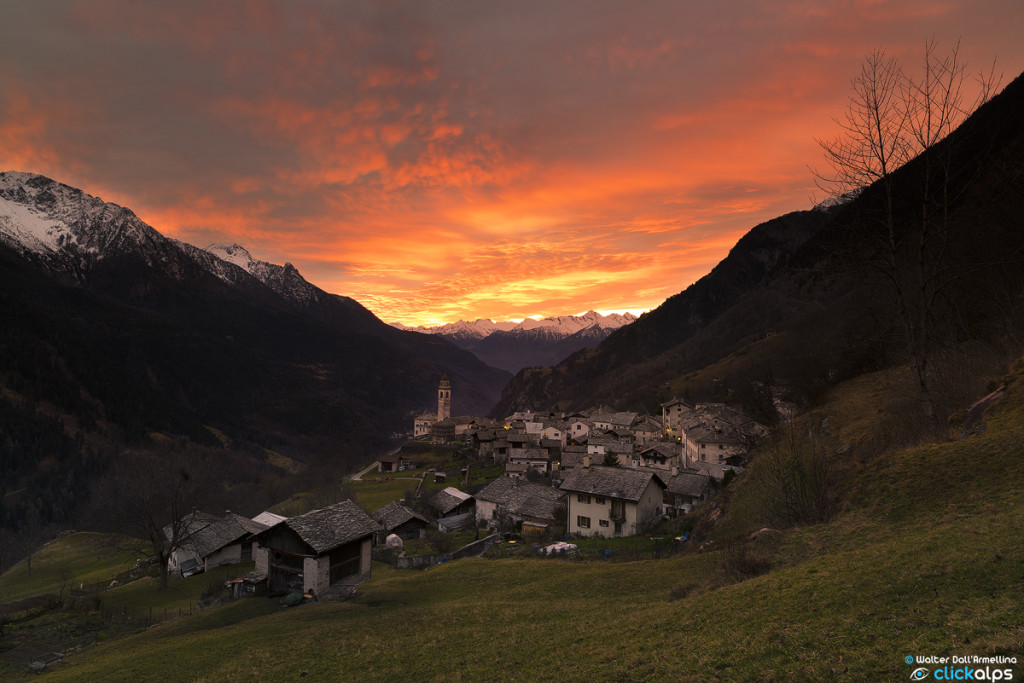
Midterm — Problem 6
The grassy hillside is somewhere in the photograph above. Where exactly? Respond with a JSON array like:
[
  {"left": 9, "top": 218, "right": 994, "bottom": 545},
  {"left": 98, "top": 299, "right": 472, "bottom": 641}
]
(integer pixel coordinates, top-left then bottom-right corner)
[
  {"left": 19, "top": 361, "right": 1022, "bottom": 681},
  {"left": 0, "top": 533, "right": 141, "bottom": 603}
]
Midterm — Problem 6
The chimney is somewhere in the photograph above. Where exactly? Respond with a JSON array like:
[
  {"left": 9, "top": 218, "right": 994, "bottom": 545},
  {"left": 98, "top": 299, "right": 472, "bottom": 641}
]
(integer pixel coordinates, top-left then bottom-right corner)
[
  {"left": 671, "top": 465, "right": 678, "bottom": 477},
  {"left": 512, "top": 476, "right": 518, "bottom": 487},
  {"left": 583, "top": 455, "right": 591, "bottom": 469}
]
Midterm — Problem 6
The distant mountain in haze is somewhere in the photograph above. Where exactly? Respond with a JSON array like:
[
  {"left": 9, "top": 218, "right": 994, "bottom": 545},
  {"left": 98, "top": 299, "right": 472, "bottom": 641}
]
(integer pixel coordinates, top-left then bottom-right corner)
[
  {"left": 394, "top": 311, "right": 637, "bottom": 373},
  {"left": 0, "top": 171, "right": 510, "bottom": 534},
  {"left": 493, "top": 71, "right": 1024, "bottom": 421}
]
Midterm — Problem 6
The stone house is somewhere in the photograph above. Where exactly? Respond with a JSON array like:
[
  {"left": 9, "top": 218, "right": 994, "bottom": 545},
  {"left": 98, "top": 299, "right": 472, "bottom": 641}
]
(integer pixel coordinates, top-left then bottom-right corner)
[
  {"left": 661, "top": 398, "right": 694, "bottom": 429},
  {"left": 560, "top": 463, "right": 667, "bottom": 538},
  {"left": 662, "top": 468, "right": 715, "bottom": 516},
  {"left": 430, "top": 418, "right": 457, "bottom": 443},
  {"left": 474, "top": 476, "right": 566, "bottom": 530},
  {"left": 569, "top": 419, "right": 592, "bottom": 441},
  {"left": 166, "top": 511, "right": 267, "bottom": 576},
  {"left": 255, "top": 500, "right": 380, "bottom": 596},
  {"left": 684, "top": 424, "right": 745, "bottom": 465},
  {"left": 413, "top": 413, "right": 435, "bottom": 438},
  {"left": 429, "top": 487, "right": 475, "bottom": 530},
  {"left": 371, "top": 501, "right": 430, "bottom": 543},
  {"left": 636, "top": 442, "right": 682, "bottom": 470},
  {"left": 633, "top": 416, "right": 664, "bottom": 445}
]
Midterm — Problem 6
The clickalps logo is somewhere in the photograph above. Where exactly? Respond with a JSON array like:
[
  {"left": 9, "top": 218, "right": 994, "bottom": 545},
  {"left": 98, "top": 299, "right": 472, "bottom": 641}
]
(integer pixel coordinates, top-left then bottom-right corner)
[{"left": 905, "top": 655, "right": 1017, "bottom": 681}]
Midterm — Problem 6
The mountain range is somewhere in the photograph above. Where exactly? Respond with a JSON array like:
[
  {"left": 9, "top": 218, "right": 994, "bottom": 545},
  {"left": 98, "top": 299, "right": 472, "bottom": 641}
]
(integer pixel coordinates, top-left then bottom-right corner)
[
  {"left": 0, "top": 172, "right": 510, "bottom": 533},
  {"left": 394, "top": 311, "right": 637, "bottom": 373}
]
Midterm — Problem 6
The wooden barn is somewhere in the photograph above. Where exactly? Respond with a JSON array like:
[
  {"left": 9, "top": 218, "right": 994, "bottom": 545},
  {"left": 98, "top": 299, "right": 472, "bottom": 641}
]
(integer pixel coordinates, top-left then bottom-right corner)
[{"left": 255, "top": 500, "right": 381, "bottom": 596}]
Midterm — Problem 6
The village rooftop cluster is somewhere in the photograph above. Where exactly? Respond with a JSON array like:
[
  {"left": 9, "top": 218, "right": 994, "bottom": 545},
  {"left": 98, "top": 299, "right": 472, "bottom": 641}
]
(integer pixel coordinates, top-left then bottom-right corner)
[{"left": 163, "top": 378, "right": 767, "bottom": 602}]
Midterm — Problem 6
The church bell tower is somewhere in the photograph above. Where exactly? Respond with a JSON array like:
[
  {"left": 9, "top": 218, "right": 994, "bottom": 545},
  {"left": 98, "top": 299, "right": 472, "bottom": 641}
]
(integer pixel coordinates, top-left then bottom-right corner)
[{"left": 437, "top": 374, "right": 451, "bottom": 421}]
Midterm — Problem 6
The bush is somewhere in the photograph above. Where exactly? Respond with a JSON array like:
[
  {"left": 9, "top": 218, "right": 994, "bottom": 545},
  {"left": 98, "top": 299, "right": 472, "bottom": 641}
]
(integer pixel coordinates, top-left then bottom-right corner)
[
  {"left": 753, "top": 423, "right": 834, "bottom": 527},
  {"left": 715, "top": 540, "right": 773, "bottom": 584}
]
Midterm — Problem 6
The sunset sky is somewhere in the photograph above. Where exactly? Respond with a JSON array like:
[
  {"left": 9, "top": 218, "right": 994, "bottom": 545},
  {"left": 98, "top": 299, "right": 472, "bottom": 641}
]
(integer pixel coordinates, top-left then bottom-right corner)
[{"left": 2, "top": 2, "right": 1022, "bottom": 325}]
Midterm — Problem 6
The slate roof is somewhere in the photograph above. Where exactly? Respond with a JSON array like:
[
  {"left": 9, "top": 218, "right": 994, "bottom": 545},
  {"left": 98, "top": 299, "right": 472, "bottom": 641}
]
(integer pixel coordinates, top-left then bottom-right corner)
[
  {"left": 430, "top": 487, "right": 474, "bottom": 516},
  {"left": 475, "top": 476, "right": 565, "bottom": 520},
  {"left": 666, "top": 470, "right": 715, "bottom": 498},
  {"left": 559, "top": 465, "right": 666, "bottom": 502},
  {"left": 371, "top": 501, "right": 429, "bottom": 531},
  {"left": 686, "top": 425, "right": 744, "bottom": 445},
  {"left": 278, "top": 499, "right": 382, "bottom": 554},
  {"left": 641, "top": 442, "right": 681, "bottom": 459},
  {"left": 635, "top": 416, "right": 663, "bottom": 431},
  {"left": 226, "top": 511, "right": 270, "bottom": 536},
  {"left": 189, "top": 516, "right": 255, "bottom": 558},
  {"left": 162, "top": 510, "right": 220, "bottom": 544},
  {"left": 634, "top": 466, "right": 714, "bottom": 498}
]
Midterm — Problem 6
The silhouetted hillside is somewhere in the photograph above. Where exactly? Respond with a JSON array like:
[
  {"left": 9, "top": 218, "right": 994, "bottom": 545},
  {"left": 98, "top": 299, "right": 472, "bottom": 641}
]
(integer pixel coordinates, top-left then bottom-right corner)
[{"left": 494, "top": 70, "right": 1024, "bottom": 420}]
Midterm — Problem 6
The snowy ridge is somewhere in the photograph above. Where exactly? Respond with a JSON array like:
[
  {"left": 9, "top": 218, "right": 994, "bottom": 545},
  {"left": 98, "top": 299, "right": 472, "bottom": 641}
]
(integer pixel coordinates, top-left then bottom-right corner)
[
  {"left": 0, "top": 171, "right": 339, "bottom": 312},
  {"left": 398, "top": 310, "right": 637, "bottom": 340},
  {"left": 0, "top": 171, "right": 178, "bottom": 273},
  {"left": 204, "top": 242, "right": 324, "bottom": 307}
]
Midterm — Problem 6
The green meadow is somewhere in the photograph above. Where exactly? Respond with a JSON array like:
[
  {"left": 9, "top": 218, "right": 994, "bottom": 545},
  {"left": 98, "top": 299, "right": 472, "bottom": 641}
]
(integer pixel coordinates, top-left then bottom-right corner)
[{"left": 3, "top": 365, "right": 1022, "bottom": 680}]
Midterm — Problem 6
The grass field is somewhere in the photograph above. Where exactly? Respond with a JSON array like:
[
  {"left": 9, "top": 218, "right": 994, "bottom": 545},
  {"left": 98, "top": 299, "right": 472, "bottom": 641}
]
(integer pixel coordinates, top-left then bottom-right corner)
[
  {"left": 0, "top": 533, "right": 142, "bottom": 603},
  {"left": 8, "top": 363, "right": 1024, "bottom": 681},
  {"left": 349, "top": 478, "right": 418, "bottom": 512}
]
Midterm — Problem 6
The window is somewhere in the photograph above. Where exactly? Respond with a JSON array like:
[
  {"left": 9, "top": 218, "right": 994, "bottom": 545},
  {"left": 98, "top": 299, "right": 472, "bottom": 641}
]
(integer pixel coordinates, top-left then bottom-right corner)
[
  {"left": 596, "top": 496, "right": 605, "bottom": 504},
  {"left": 577, "top": 515, "right": 591, "bottom": 529},
  {"left": 599, "top": 520, "right": 609, "bottom": 527},
  {"left": 577, "top": 494, "right": 591, "bottom": 504}
]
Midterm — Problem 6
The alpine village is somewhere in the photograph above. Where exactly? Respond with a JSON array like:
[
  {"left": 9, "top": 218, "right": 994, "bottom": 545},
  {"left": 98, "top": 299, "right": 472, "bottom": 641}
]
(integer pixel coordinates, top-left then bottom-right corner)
[{"left": 2, "top": 44, "right": 1024, "bottom": 683}]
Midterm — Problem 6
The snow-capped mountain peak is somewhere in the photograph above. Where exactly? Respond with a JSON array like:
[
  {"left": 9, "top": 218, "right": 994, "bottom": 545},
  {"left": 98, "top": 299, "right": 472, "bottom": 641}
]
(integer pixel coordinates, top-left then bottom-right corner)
[
  {"left": 0, "top": 170, "right": 174, "bottom": 271},
  {"left": 397, "top": 310, "right": 636, "bottom": 340},
  {"left": 205, "top": 242, "right": 257, "bottom": 270}
]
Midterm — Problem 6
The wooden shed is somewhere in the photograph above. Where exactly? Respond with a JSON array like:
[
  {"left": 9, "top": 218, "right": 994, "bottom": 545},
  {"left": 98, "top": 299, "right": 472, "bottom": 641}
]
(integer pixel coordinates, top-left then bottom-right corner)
[{"left": 255, "top": 500, "right": 381, "bottom": 596}]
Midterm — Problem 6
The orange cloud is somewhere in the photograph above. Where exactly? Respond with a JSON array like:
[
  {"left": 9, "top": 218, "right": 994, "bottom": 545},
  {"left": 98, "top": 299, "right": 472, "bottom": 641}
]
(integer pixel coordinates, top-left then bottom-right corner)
[{"left": 2, "top": 1, "right": 1022, "bottom": 329}]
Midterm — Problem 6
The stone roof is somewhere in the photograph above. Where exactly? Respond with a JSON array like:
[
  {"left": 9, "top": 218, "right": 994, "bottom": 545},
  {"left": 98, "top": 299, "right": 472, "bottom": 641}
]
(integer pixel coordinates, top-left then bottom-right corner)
[
  {"left": 634, "top": 466, "right": 714, "bottom": 498},
  {"left": 476, "top": 476, "right": 565, "bottom": 520},
  {"left": 686, "top": 425, "right": 744, "bottom": 445},
  {"left": 226, "top": 511, "right": 269, "bottom": 536},
  {"left": 371, "top": 501, "right": 429, "bottom": 531},
  {"left": 278, "top": 500, "right": 382, "bottom": 554},
  {"left": 640, "top": 442, "right": 681, "bottom": 458},
  {"left": 635, "top": 416, "right": 663, "bottom": 431},
  {"left": 430, "top": 487, "right": 474, "bottom": 516},
  {"left": 666, "top": 470, "right": 714, "bottom": 498},
  {"left": 162, "top": 510, "right": 221, "bottom": 544},
  {"left": 559, "top": 465, "right": 666, "bottom": 502}
]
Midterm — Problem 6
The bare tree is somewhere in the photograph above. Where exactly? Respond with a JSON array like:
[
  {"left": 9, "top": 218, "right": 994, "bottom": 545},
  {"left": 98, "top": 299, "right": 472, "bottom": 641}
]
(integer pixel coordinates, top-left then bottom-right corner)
[
  {"left": 98, "top": 442, "right": 222, "bottom": 589},
  {"left": 754, "top": 422, "right": 834, "bottom": 527},
  {"left": 816, "top": 40, "right": 1000, "bottom": 432}
]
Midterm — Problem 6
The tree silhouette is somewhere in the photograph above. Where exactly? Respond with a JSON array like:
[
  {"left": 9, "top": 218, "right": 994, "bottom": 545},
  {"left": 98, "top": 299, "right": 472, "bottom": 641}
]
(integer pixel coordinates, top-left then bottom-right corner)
[{"left": 816, "top": 39, "right": 999, "bottom": 432}]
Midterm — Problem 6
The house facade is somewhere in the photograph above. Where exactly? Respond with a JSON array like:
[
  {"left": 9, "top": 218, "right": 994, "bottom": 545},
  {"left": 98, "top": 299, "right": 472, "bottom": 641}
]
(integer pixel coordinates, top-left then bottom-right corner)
[{"left": 560, "top": 464, "right": 667, "bottom": 538}]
